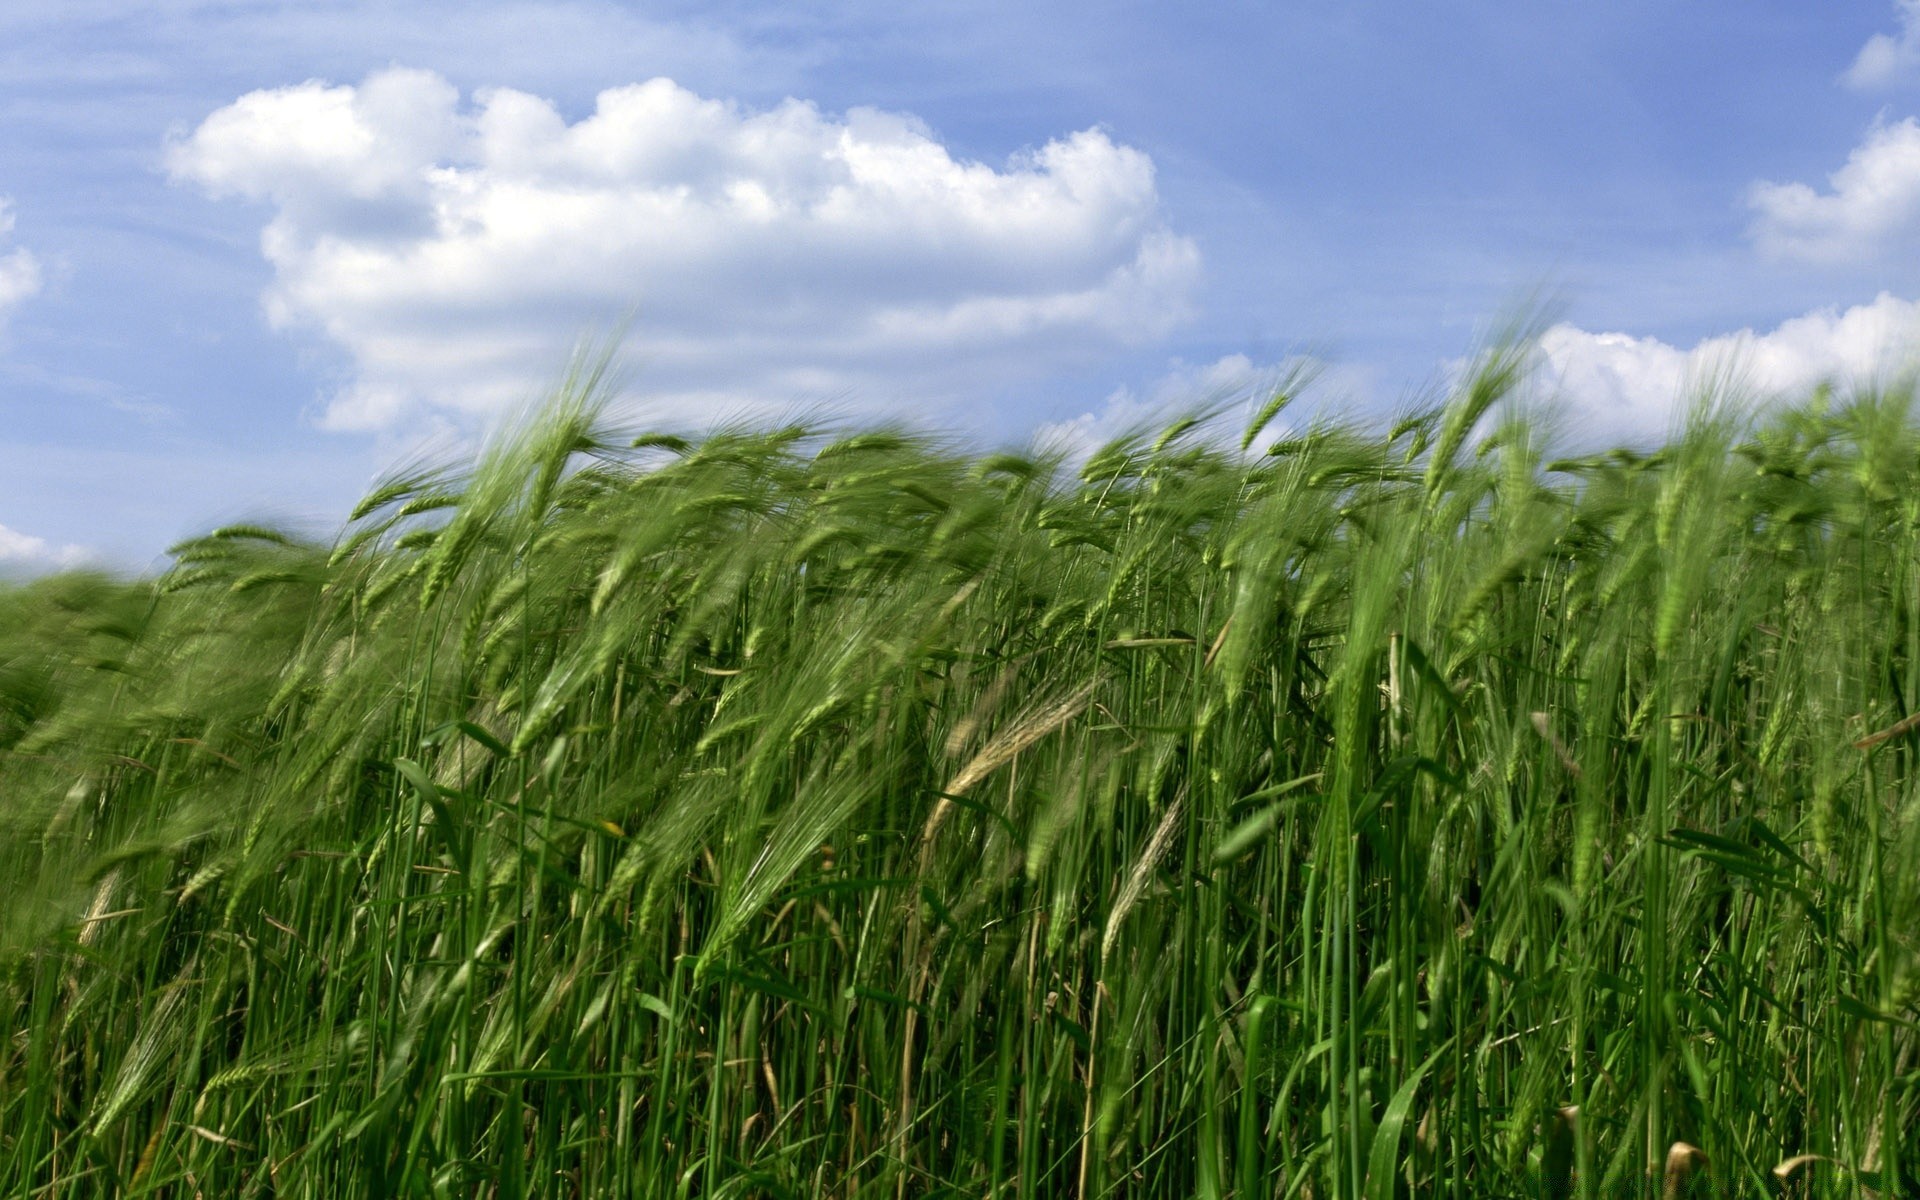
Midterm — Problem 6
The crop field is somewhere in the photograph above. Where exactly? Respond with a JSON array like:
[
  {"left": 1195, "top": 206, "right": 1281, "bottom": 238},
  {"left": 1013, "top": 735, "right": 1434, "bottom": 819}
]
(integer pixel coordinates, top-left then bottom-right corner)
[{"left": 1, "top": 340, "right": 1917, "bottom": 1197}]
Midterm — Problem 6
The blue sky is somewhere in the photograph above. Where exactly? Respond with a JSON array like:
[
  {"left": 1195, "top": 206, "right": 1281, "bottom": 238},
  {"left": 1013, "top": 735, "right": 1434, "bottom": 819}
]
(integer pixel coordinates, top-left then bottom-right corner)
[{"left": 4, "top": 1, "right": 1920, "bottom": 568}]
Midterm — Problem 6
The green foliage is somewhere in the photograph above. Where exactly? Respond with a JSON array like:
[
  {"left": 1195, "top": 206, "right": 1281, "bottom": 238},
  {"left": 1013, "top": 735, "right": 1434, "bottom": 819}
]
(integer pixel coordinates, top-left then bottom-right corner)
[{"left": 2, "top": 346, "right": 1917, "bottom": 1198}]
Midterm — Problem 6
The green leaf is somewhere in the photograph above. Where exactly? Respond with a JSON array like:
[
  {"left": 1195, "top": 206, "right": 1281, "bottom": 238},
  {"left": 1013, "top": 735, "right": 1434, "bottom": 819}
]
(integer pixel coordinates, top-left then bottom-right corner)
[{"left": 1363, "top": 1042, "right": 1449, "bottom": 1200}]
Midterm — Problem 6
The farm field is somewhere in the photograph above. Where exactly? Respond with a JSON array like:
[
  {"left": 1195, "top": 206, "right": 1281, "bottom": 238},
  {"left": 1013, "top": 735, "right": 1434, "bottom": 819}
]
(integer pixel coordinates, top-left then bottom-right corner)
[{"left": 2, "top": 342, "right": 1917, "bottom": 1198}]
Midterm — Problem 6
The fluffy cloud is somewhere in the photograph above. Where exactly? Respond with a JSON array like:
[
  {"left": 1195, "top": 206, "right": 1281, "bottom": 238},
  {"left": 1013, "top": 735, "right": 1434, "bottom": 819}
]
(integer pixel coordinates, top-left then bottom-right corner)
[
  {"left": 0, "top": 521, "right": 85, "bottom": 571},
  {"left": 166, "top": 67, "right": 1201, "bottom": 431},
  {"left": 1747, "top": 118, "right": 1920, "bottom": 263},
  {"left": 0, "top": 199, "right": 44, "bottom": 329},
  {"left": 1541, "top": 292, "right": 1920, "bottom": 444},
  {"left": 1844, "top": 1, "right": 1920, "bottom": 89}
]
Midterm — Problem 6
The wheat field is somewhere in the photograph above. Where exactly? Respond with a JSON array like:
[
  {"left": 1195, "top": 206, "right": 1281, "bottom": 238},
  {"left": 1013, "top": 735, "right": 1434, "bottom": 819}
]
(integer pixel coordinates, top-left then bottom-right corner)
[{"left": 1, "top": 339, "right": 1915, "bottom": 1197}]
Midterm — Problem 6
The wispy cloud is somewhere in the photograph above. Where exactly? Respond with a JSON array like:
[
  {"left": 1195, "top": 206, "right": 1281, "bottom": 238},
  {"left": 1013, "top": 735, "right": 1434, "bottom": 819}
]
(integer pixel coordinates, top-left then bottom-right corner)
[
  {"left": 1747, "top": 117, "right": 1920, "bottom": 263},
  {"left": 0, "top": 198, "right": 43, "bottom": 330},
  {"left": 1843, "top": 0, "right": 1920, "bottom": 90},
  {"left": 167, "top": 67, "right": 1200, "bottom": 432},
  {"left": 0, "top": 1, "right": 774, "bottom": 99},
  {"left": 0, "top": 520, "right": 85, "bottom": 570},
  {"left": 1035, "top": 353, "right": 1339, "bottom": 464}
]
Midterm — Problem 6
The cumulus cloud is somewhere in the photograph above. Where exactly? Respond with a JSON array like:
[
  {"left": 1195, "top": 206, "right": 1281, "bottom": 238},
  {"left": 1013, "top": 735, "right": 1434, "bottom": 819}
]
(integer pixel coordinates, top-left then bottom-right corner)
[
  {"left": 0, "top": 521, "right": 85, "bottom": 570},
  {"left": 1748, "top": 118, "right": 1920, "bottom": 263},
  {"left": 1541, "top": 292, "right": 1920, "bottom": 444},
  {"left": 1844, "top": 1, "right": 1920, "bottom": 89},
  {"left": 166, "top": 67, "right": 1201, "bottom": 431},
  {"left": 0, "top": 198, "right": 44, "bottom": 329}
]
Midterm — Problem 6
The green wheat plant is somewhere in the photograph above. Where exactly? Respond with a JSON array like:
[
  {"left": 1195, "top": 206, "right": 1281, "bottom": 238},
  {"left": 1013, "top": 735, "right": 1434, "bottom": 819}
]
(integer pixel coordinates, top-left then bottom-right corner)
[{"left": 0, "top": 331, "right": 1916, "bottom": 1198}]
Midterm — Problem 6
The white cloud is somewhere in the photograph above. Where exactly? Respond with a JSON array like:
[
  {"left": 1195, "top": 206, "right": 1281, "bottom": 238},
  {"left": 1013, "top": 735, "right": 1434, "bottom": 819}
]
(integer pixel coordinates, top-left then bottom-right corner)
[
  {"left": 1036, "top": 353, "right": 1312, "bottom": 464},
  {"left": 0, "top": 521, "right": 86, "bottom": 570},
  {"left": 1748, "top": 118, "right": 1920, "bottom": 263},
  {"left": 0, "top": 198, "right": 44, "bottom": 329},
  {"left": 167, "top": 67, "right": 1201, "bottom": 432},
  {"left": 1541, "top": 292, "right": 1920, "bottom": 444},
  {"left": 1844, "top": 1, "right": 1920, "bottom": 89}
]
